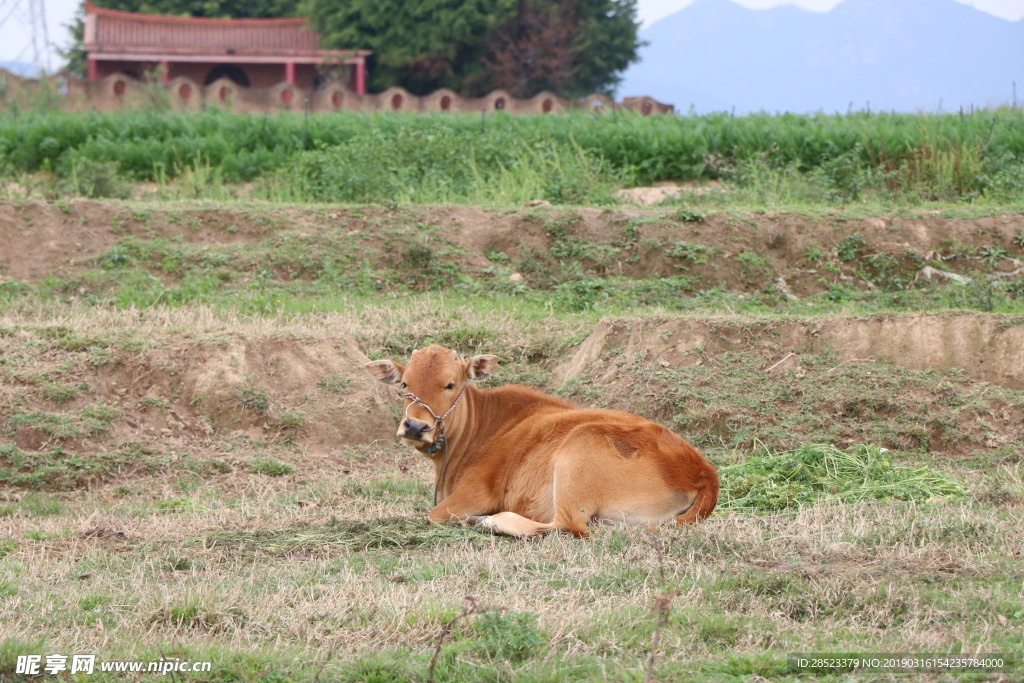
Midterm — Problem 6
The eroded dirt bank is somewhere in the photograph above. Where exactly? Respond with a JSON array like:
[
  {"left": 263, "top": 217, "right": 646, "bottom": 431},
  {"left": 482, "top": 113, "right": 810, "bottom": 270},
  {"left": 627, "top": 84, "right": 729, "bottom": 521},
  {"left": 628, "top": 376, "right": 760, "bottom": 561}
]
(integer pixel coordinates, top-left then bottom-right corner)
[
  {"left": 2, "top": 200, "right": 1023, "bottom": 297},
  {"left": 556, "top": 312, "right": 1024, "bottom": 389},
  {"left": 1, "top": 312, "right": 1021, "bottom": 474}
]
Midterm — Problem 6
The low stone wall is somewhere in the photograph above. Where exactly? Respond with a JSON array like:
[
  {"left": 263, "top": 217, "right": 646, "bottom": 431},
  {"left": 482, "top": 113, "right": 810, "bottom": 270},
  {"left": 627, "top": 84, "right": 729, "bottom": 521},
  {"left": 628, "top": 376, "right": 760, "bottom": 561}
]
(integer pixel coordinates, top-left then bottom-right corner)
[{"left": 0, "top": 69, "right": 673, "bottom": 116}]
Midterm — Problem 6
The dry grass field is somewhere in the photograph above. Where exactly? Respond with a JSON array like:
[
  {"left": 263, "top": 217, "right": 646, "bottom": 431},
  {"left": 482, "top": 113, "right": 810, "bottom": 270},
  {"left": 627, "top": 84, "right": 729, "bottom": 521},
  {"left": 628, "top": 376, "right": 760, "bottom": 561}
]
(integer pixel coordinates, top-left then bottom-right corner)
[{"left": 1, "top": 199, "right": 1023, "bottom": 681}]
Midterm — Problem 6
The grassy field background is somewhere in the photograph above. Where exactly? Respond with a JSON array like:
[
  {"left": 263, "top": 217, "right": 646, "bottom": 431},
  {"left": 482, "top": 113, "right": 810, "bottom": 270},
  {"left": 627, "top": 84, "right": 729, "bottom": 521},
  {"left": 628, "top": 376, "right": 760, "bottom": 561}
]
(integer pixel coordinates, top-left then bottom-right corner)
[{"left": 1, "top": 109, "right": 1023, "bottom": 681}]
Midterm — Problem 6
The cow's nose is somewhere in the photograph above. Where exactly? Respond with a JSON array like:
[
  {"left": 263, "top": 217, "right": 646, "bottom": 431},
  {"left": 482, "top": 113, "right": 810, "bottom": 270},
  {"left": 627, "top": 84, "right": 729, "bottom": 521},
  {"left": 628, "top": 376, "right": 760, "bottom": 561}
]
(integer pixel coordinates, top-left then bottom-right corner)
[{"left": 402, "top": 418, "right": 430, "bottom": 439}]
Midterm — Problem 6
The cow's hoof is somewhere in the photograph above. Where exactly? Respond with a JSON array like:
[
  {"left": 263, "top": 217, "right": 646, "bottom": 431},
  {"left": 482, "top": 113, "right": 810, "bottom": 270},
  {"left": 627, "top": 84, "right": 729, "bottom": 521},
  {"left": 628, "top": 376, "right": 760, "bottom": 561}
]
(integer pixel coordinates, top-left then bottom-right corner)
[{"left": 464, "top": 515, "right": 493, "bottom": 528}]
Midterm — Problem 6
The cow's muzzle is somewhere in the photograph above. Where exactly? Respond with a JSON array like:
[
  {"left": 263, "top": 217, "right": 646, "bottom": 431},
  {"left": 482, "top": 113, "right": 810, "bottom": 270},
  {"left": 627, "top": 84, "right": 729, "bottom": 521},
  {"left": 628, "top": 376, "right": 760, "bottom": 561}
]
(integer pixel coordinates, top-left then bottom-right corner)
[{"left": 399, "top": 418, "right": 432, "bottom": 442}]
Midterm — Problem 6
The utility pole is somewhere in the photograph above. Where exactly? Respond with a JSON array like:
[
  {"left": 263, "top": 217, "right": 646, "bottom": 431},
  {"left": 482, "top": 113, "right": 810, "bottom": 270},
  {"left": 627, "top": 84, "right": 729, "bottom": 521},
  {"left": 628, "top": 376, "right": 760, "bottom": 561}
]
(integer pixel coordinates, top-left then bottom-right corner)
[{"left": 0, "top": 0, "right": 52, "bottom": 74}]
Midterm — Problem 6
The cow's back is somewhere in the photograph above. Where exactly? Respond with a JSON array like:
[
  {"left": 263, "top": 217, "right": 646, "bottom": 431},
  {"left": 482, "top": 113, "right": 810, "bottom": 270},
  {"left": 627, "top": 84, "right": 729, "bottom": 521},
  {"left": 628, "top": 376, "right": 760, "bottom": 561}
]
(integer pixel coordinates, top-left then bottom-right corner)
[{"left": 463, "top": 388, "right": 716, "bottom": 523}]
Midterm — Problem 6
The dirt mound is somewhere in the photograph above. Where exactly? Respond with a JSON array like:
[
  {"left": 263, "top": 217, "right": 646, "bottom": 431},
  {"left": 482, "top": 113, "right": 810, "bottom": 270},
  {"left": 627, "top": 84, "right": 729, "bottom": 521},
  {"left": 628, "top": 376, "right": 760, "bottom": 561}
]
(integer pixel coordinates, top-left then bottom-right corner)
[
  {"left": 2, "top": 310, "right": 1022, "bottom": 490},
  {"left": 551, "top": 313, "right": 1024, "bottom": 456},
  {"left": 2, "top": 326, "right": 394, "bottom": 457},
  {"left": 3, "top": 200, "right": 1023, "bottom": 297},
  {"left": 556, "top": 312, "right": 1024, "bottom": 389}
]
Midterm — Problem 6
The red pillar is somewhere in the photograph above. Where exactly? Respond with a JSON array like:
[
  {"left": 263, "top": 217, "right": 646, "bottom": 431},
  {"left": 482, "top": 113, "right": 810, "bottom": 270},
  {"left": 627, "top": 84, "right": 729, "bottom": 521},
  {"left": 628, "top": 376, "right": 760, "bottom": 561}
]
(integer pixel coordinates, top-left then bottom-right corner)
[
  {"left": 354, "top": 57, "right": 365, "bottom": 95},
  {"left": 160, "top": 60, "right": 169, "bottom": 83},
  {"left": 87, "top": 58, "right": 98, "bottom": 81},
  {"left": 285, "top": 62, "right": 295, "bottom": 85}
]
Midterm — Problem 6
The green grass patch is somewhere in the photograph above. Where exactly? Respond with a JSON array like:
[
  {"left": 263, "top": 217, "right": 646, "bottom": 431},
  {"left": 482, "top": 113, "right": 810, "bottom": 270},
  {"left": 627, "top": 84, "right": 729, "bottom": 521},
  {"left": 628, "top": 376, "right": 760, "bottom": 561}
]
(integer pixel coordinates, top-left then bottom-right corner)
[
  {"left": 6, "top": 109, "right": 1024, "bottom": 206},
  {"left": 248, "top": 458, "right": 295, "bottom": 477},
  {"left": 0, "top": 442, "right": 164, "bottom": 490},
  {"left": 0, "top": 492, "right": 65, "bottom": 518},
  {"left": 719, "top": 443, "right": 967, "bottom": 514},
  {"left": 317, "top": 373, "right": 355, "bottom": 394}
]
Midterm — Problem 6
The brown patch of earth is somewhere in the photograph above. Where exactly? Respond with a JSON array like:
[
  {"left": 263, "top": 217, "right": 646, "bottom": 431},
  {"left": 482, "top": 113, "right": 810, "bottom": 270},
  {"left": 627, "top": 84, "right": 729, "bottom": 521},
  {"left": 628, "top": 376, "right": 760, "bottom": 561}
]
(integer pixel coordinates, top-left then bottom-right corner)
[
  {"left": 617, "top": 181, "right": 727, "bottom": 205},
  {"left": 555, "top": 312, "right": 1024, "bottom": 389},
  {"left": 2, "top": 200, "right": 1023, "bottom": 296},
  {"left": 1, "top": 329, "right": 394, "bottom": 456},
  {"left": 551, "top": 312, "right": 1024, "bottom": 456},
  {"left": 2, "top": 312, "right": 1021, "bottom": 472}
]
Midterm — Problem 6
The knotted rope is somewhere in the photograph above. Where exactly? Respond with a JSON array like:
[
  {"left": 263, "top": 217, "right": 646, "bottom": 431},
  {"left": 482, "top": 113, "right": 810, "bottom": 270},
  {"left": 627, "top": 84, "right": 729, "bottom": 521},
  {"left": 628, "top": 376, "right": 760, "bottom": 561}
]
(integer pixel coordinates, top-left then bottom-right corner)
[{"left": 401, "top": 383, "right": 467, "bottom": 504}]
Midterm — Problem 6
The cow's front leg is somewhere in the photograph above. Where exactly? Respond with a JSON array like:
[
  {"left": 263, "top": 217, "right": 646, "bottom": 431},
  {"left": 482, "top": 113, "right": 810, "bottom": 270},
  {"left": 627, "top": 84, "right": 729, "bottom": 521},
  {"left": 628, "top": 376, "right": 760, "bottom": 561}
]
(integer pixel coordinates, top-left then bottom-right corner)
[{"left": 428, "top": 486, "right": 497, "bottom": 525}]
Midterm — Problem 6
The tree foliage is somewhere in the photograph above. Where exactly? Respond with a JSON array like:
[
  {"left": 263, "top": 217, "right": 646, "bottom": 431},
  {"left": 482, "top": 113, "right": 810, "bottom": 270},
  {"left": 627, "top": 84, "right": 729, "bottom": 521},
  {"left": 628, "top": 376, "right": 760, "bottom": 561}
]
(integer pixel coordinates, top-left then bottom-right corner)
[
  {"left": 560, "top": 0, "right": 644, "bottom": 97},
  {"left": 87, "top": 0, "right": 297, "bottom": 19},
  {"left": 310, "top": 0, "right": 642, "bottom": 97},
  {"left": 58, "top": 8, "right": 88, "bottom": 79},
  {"left": 483, "top": 1, "right": 580, "bottom": 98},
  {"left": 308, "top": 0, "right": 518, "bottom": 96}
]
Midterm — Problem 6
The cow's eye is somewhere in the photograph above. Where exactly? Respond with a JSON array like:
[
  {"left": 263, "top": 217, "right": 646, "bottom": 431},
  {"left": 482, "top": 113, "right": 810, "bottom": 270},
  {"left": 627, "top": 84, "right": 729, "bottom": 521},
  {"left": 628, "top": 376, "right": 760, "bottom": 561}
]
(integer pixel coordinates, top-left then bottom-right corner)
[
  {"left": 399, "top": 382, "right": 407, "bottom": 390},
  {"left": 445, "top": 382, "right": 456, "bottom": 390}
]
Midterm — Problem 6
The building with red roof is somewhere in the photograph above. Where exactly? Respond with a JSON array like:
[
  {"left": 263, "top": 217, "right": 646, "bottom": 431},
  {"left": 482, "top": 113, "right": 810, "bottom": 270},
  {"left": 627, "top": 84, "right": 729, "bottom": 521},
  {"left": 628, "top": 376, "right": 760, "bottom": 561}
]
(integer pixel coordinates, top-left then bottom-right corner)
[{"left": 82, "top": 2, "right": 369, "bottom": 94}]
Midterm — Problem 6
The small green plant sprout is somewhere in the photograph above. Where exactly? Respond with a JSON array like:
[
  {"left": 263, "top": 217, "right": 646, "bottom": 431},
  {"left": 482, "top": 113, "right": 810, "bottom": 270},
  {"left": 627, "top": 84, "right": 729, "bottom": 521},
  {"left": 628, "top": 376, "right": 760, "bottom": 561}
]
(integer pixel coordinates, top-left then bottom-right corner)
[
  {"left": 667, "top": 241, "right": 710, "bottom": 264},
  {"left": 235, "top": 385, "right": 270, "bottom": 415},
  {"left": 277, "top": 410, "right": 305, "bottom": 431},
  {"left": 40, "top": 382, "right": 84, "bottom": 403},
  {"left": 249, "top": 458, "right": 295, "bottom": 476},
  {"left": 316, "top": 373, "right": 355, "bottom": 394},
  {"left": 803, "top": 244, "right": 824, "bottom": 262},
  {"left": 673, "top": 208, "right": 706, "bottom": 223},
  {"left": 737, "top": 250, "right": 771, "bottom": 279},
  {"left": 137, "top": 395, "right": 171, "bottom": 411},
  {"left": 837, "top": 232, "right": 866, "bottom": 262},
  {"left": 81, "top": 403, "right": 120, "bottom": 434},
  {"left": 979, "top": 245, "right": 1009, "bottom": 268}
]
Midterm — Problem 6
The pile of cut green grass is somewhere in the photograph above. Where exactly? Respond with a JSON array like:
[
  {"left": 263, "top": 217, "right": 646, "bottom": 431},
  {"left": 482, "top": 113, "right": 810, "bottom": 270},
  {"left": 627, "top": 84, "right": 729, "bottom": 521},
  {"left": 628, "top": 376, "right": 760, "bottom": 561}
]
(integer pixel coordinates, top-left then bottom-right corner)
[{"left": 718, "top": 443, "right": 967, "bottom": 515}]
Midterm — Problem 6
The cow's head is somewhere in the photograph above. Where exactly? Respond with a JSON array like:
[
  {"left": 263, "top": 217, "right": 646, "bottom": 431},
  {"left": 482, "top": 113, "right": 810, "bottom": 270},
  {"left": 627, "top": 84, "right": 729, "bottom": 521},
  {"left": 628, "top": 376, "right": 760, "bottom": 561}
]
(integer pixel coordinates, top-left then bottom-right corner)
[{"left": 365, "top": 345, "right": 498, "bottom": 447}]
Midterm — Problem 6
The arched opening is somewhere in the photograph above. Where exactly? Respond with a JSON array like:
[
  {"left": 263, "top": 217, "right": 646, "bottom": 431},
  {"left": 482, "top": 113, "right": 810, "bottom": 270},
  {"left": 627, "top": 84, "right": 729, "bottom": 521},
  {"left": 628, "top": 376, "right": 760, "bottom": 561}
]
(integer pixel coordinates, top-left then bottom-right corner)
[
  {"left": 542, "top": 98, "right": 553, "bottom": 113},
  {"left": 440, "top": 95, "right": 452, "bottom": 112},
  {"left": 391, "top": 93, "right": 403, "bottom": 110},
  {"left": 203, "top": 65, "right": 250, "bottom": 87},
  {"left": 178, "top": 84, "right": 192, "bottom": 100},
  {"left": 495, "top": 97, "right": 506, "bottom": 110}
]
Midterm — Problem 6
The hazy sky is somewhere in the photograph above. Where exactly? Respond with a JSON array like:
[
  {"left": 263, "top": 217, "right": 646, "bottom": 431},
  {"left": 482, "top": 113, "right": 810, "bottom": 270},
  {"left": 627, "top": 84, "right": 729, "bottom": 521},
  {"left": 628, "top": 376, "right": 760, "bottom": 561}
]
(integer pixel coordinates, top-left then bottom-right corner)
[
  {"left": 640, "top": 0, "right": 1024, "bottom": 25},
  {"left": 2, "top": 0, "right": 1023, "bottom": 69}
]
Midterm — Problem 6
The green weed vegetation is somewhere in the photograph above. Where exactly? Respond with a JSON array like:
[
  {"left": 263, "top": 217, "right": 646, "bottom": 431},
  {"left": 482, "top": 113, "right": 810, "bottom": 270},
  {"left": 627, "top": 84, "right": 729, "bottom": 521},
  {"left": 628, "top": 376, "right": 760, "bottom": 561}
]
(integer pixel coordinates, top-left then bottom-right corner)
[
  {"left": 3, "top": 204, "right": 1023, "bottom": 318},
  {"left": 3, "top": 108, "right": 1024, "bottom": 205}
]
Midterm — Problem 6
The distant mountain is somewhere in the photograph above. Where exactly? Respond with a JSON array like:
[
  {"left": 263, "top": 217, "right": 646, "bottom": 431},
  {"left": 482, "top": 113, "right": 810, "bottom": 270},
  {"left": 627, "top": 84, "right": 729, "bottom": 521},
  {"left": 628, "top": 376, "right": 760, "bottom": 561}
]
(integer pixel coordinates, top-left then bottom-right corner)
[
  {"left": 0, "top": 61, "right": 41, "bottom": 78},
  {"left": 620, "top": 0, "right": 1024, "bottom": 114}
]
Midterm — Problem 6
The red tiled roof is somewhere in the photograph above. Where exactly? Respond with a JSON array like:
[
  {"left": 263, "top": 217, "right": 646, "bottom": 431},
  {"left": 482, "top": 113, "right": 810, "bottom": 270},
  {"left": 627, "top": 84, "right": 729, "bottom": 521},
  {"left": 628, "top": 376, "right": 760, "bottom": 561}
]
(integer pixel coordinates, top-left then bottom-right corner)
[{"left": 83, "top": 2, "right": 365, "bottom": 63}]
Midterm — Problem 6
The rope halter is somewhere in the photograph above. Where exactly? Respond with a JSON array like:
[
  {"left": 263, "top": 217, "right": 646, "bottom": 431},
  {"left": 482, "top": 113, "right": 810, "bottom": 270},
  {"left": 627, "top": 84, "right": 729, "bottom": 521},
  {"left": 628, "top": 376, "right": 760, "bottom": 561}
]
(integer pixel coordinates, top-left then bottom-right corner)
[
  {"left": 400, "top": 382, "right": 468, "bottom": 504},
  {"left": 399, "top": 385, "right": 468, "bottom": 454}
]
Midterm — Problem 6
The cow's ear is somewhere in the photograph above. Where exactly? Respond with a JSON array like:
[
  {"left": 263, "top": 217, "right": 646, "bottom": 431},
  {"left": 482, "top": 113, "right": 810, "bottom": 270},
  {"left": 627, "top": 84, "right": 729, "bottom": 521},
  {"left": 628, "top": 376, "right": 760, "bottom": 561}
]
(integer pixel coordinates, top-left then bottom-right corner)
[
  {"left": 365, "top": 360, "right": 404, "bottom": 385},
  {"left": 466, "top": 354, "right": 499, "bottom": 381}
]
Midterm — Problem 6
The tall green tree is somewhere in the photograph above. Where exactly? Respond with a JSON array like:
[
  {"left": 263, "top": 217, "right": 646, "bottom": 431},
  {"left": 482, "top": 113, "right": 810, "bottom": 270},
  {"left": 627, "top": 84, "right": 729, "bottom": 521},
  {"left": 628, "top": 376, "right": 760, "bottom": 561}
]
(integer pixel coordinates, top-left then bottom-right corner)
[
  {"left": 310, "top": 0, "right": 641, "bottom": 97},
  {"left": 481, "top": 0, "right": 642, "bottom": 98},
  {"left": 308, "top": 0, "right": 519, "bottom": 96},
  {"left": 559, "top": 0, "right": 643, "bottom": 97}
]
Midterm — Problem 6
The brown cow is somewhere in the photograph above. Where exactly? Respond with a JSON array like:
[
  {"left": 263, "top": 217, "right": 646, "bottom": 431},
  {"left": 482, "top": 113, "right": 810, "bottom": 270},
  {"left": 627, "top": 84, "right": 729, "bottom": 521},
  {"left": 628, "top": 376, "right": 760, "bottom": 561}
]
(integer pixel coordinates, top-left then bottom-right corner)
[{"left": 366, "top": 344, "right": 718, "bottom": 538}]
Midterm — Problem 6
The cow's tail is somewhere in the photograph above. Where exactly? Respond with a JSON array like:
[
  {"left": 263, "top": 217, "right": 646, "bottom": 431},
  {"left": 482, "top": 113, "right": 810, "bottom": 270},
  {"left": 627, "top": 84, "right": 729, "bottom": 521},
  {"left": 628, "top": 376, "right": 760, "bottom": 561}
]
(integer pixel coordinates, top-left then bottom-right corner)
[{"left": 676, "top": 469, "right": 719, "bottom": 525}]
